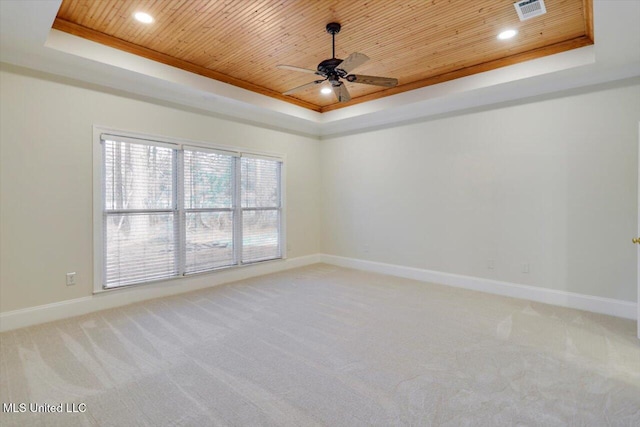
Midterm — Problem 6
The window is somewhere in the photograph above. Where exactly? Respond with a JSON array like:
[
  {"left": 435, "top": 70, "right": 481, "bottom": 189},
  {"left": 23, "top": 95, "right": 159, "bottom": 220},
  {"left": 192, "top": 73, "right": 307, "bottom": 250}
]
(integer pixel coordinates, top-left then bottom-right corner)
[
  {"left": 102, "top": 139, "right": 178, "bottom": 287},
  {"left": 96, "top": 131, "right": 283, "bottom": 289},
  {"left": 183, "top": 147, "right": 236, "bottom": 274},
  {"left": 241, "top": 157, "right": 282, "bottom": 263}
]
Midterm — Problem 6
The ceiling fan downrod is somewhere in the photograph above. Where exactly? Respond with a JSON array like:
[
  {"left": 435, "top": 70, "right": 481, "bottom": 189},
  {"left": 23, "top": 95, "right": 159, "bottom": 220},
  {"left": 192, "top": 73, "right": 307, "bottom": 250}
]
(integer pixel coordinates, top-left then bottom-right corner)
[{"left": 326, "top": 22, "right": 341, "bottom": 59}]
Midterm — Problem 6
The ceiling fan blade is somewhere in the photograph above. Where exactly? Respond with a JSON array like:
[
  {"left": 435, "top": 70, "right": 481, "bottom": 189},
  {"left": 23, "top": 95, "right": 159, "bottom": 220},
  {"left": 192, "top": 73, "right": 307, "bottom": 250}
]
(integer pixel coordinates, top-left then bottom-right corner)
[
  {"left": 283, "top": 79, "right": 325, "bottom": 95},
  {"left": 336, "top": 52, "right": 370, "bottom": 74},
  {"left": 347, "top": 74, "right": 398, "bottom": 87},
  {"left": 276, "top": 65, "right": 318, "bottom": 74},
  {"left": 332, "top": 83, "right": 351, "bottom": 102}
]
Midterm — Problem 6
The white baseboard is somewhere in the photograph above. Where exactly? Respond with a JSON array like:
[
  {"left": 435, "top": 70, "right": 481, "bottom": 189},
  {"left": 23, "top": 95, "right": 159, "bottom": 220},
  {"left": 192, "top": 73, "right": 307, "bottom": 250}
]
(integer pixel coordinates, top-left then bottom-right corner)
[
  {"left": 2, "top": 253, "right": 635, "bottom": 332},
  {"left": 320, "top": 254, "right": 637, "bottom": 320},
  {"left": 0, "top": 254, "right": 321, "bottom": 332}
]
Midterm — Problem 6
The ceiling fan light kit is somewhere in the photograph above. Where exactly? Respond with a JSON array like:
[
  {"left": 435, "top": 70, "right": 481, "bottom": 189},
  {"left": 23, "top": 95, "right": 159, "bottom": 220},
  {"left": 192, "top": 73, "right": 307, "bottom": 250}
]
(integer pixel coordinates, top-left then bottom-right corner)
[{"left": 277, "top": 22, "right": 398, "bottom": 103}]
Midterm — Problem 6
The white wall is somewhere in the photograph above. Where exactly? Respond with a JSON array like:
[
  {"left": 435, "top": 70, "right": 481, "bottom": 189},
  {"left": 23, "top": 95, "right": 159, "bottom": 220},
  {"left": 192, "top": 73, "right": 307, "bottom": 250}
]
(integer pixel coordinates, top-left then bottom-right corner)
[
  {"left": 321, "top": 80, "right": 640, "bottom": 302},
  {"left": 0, "top": 64, "right": 321, "bottom": 313},
  {"left": 1, "top": 62, "right": 638, "bottom": 317}
]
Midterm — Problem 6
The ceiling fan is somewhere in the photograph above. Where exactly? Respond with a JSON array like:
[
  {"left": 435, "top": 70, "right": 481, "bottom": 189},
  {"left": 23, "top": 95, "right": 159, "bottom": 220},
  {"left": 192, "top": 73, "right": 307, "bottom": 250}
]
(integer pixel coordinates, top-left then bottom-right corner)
[{"left": 277, "top": 22, "right": 398, "bottom": 103}]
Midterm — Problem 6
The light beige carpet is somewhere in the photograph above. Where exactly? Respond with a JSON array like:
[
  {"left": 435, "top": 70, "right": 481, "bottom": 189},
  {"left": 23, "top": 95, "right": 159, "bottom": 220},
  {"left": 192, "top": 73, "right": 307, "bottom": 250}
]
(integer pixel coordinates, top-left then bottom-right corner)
[{"left": 1, "top": 264, "right": 639, "bottom": 426}]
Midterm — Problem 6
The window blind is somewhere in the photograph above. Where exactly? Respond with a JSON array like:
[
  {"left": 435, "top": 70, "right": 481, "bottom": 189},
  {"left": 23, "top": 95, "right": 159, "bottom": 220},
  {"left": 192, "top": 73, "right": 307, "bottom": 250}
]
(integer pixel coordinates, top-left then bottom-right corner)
[
  {"left": 183, "top": 148, "right": 235, "bottom": 274},
  {"left": 102, "top": 138, "right": 178, "bottom": 288},
  {"left": 98, "top": 131, "right": 283, "bottom": 289},
  {"left": 241, "top": 157, "right": 282, "bottom": 263}
]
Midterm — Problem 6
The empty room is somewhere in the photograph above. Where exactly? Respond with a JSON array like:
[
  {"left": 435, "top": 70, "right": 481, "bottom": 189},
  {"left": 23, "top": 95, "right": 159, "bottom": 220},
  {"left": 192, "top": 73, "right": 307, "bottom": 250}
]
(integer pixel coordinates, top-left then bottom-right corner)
[{"left": 1, "top": 0, "right": 639, "bottom": 425}]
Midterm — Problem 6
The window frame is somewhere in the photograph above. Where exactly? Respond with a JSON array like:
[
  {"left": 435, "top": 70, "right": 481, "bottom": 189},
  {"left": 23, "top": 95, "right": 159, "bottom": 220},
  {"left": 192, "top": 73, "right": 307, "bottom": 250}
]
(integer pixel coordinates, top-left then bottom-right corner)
[{"left": 92, "top": 126, "right": 286, "bottom": 293}]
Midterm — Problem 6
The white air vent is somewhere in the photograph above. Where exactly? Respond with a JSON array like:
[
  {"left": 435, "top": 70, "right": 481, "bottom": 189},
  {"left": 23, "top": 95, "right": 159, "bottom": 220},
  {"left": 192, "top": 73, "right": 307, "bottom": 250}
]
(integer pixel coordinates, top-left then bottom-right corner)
[{"left": 514, "top": 0, "right": 547, "bottom": 21}]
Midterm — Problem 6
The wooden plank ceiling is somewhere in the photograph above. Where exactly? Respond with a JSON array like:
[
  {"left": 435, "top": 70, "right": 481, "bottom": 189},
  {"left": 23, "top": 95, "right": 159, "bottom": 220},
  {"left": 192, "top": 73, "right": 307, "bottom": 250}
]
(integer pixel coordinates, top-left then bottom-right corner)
[{"left": 53, "top": 0, "right": 593, "bottom": 112}]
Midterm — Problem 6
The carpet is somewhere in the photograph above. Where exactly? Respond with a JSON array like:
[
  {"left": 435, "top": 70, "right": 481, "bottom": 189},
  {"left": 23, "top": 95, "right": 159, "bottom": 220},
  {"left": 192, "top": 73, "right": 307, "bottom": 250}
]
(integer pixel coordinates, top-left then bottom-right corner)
[{"left": 1, "top": 264, "right": 639, "bottom": 426}]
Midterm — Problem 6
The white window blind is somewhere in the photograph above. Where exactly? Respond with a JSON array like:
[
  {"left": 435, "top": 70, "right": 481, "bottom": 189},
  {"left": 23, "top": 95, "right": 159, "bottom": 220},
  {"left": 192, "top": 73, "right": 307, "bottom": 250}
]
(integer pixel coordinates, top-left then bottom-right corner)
[
  {"left": 183, "top": 148, "right": 235, "bottom": 274},
  {"left": 241, "top": 157, "right": 282, "bottom": 263},
  {"left": 102, "top": 138, "right": 178, "bottom": 288},
  {"left": 98, "top": 132, "right": 283, "bottom": 289}
]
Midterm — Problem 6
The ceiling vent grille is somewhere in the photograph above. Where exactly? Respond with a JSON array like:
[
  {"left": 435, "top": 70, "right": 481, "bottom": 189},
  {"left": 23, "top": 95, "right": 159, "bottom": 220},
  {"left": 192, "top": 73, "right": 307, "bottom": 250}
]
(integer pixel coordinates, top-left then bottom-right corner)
[{"left": 514, "top": 0, "right": 547, "bottom": 21}]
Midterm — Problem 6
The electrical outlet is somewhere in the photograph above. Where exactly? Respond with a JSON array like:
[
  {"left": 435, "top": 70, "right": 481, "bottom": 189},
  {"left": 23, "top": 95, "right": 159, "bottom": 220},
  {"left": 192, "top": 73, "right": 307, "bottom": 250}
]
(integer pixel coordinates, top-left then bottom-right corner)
[
  {"left": 66, "top": 272, "right": 76, "bottom": 286},
  {"left": 487, "top": 259, "right": 495, "bottom": 270},
  {"left": 522, "top": 263, "right": 530, "bottom": 274}
]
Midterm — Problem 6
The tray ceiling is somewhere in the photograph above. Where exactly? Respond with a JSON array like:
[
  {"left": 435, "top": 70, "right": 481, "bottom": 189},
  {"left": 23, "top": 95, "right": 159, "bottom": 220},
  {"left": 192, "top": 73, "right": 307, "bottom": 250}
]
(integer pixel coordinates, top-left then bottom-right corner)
[{"left": 53, "top": 0, "right": 593, "bottom": 113}]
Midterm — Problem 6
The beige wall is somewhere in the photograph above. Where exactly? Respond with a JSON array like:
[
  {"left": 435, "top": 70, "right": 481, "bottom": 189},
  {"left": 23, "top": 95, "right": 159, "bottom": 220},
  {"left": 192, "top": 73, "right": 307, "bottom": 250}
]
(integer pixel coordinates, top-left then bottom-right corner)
[
  {"left": 321, "top": 80, "right": 640, "bottom": 302},
  {"left": 2, "top": 63, "right": 639, "bottom": 315},
  {"left": 0, "top": 65, "right": 321, "bottom": 312}
]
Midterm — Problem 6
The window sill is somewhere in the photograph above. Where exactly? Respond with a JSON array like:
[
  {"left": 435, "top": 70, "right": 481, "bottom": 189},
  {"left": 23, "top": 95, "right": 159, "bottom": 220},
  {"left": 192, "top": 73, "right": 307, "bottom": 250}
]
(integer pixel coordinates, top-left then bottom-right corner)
[{"left": 93, "top": 256, "right": 285, "bottom": 295}]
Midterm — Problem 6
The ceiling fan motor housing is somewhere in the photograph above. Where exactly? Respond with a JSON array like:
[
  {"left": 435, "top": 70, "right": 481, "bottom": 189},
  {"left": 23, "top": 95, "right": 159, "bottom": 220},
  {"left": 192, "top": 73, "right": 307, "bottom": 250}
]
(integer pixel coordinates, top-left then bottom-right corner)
[{"left": 317, "top": 58, "right": 345, "bottom": 76}]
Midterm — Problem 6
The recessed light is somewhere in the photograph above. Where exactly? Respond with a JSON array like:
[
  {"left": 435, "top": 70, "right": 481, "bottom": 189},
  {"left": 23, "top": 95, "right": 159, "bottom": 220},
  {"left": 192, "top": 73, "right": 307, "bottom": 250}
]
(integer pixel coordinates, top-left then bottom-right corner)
[
  {"left": 134, "top": 12, "right": 154, "bottom": 24},
  {"left": 497, "top": 29, "right": 518, "bottom": 40},
  {"left": 320, "top": 87, "right": 332, "bottom": 94}
]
